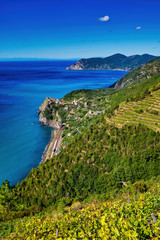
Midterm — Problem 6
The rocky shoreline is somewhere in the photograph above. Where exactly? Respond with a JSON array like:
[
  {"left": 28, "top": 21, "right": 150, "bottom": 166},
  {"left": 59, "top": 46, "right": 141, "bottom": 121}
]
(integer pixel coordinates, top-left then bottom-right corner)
[
  {"left": 41, "top": 129, "right": 56, "bottom": 163},
  {"left": 38, "top": 97, "right": 62, "bottom": 128},
  {"left": 38, "top": 92, "right": 106, "bottom": 163},
  {"left": 38, "top": 97, "right": 62, "bottom": 163}
]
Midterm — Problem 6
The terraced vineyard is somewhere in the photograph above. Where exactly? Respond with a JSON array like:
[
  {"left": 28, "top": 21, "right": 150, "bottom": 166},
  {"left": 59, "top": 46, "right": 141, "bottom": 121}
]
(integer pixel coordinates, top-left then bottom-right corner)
[{"left": 106, "top": 89, "right": 160, "bottom": 132}]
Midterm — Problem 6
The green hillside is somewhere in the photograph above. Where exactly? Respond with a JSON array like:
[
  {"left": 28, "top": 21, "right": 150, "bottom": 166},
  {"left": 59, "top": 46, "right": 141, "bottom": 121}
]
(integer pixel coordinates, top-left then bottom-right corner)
[
  {"left": 59, "top": 72, "right": 160, "bottom": 146},
  {"left": 112, "top": 57, "right": 160, "bottom": 88},
  {"left": 1, "top": 57, "right": 160, "bottom": 239},
  {"left": 107, "top": 88, "right": 160, "bottom": 131}
]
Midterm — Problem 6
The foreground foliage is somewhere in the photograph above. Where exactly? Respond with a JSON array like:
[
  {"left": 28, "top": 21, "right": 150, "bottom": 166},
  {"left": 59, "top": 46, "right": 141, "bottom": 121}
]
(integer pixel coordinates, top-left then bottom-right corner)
[{"left": 1, "top": 184, "right": 160, "bottom": 239}]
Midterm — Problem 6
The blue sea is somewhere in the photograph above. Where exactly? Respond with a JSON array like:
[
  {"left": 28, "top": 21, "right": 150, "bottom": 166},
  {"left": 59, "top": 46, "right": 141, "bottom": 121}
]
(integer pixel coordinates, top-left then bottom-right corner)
[{"left": 0, "top": 60, "right": 127, "bottom": 185}]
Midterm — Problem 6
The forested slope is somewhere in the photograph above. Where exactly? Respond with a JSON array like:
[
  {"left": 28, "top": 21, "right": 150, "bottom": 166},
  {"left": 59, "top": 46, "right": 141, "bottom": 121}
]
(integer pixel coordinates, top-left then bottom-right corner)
[
  {"left": 66, "top": 53, "right": 157, "bottom": 71},
  {"left": 112, "top": 57, "right": 160, "bottom": 88}
]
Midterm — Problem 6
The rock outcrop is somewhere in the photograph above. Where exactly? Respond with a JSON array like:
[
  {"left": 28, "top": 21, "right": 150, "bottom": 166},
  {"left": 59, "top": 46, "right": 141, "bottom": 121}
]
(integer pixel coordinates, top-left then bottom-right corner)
[{"left": 38, "top": 97, "right": 62, "bottom": 128}]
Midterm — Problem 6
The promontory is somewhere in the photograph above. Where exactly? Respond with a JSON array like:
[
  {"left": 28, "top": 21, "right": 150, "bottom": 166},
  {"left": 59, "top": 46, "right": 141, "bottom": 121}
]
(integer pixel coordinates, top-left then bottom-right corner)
[{"left": 66, "top": 53, "right": 157, "bottom": 71}]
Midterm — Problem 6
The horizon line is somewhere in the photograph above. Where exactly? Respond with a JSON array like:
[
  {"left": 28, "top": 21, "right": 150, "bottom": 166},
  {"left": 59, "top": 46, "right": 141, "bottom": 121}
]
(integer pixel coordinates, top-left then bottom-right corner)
[
  {"left": 0, "top": 53, "right": 158, "bottom": 62},
  {"left": 0, "top": 57, "right": 79, "bottom": 61}
]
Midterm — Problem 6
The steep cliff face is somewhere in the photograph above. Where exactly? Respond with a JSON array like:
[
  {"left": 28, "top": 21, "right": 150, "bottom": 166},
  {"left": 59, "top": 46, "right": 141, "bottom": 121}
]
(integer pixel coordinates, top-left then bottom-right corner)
[
  {"left": 66, "top": 54, "right": 157, "bottom": 71},
  {"left": 38, "top": 97, "right": 62, "bottom": 128},
  {"left": 66, "top": 59, "right": 85, "bottom": 70}
]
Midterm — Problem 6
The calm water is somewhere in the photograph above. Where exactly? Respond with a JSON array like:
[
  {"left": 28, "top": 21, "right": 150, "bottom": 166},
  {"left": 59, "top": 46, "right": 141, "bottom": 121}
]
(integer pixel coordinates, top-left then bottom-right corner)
[{"left": 0, "top": 60, "right": 127, "bottom": 185}]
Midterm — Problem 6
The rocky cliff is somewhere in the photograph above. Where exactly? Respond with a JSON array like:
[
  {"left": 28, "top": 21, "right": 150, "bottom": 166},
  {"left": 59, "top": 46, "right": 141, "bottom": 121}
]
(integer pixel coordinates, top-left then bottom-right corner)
[{"left": 38, "top": 97, "right": 62, "bottom": 128}]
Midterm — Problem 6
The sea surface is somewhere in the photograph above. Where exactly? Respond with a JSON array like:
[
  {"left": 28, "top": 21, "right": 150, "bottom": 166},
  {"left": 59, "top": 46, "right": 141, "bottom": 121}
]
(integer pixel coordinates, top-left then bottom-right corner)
[{"left": 0, "top": 60, "right": 127, "bottom": 185}]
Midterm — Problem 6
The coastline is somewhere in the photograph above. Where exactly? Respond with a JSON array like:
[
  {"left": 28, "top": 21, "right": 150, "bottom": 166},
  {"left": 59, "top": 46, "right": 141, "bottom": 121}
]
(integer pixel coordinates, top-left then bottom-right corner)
[
  {"left": 67, "top": 68, "right": 129, "bottom": 71},
  {"left": 37, "top": 68, "right": 129, "bottom": 165},
  {"left": 41, "top": 128, "right": 55, "bottom": 163},
  {"left": 41, "top": 125, "right": 64, "bottom": 163}
]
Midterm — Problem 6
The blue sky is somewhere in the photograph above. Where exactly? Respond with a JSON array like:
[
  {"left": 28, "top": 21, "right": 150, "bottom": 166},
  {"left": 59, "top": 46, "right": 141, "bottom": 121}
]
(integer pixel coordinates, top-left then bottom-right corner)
[{"left": 0, "top": 0, "right": 160, "bottom": 59}]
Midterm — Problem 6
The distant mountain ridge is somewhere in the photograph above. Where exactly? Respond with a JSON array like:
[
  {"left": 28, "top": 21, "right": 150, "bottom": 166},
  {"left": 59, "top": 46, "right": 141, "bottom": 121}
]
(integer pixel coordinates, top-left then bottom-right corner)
[{"left": 66, "top": 53, "right": 158, "bottom": 71}]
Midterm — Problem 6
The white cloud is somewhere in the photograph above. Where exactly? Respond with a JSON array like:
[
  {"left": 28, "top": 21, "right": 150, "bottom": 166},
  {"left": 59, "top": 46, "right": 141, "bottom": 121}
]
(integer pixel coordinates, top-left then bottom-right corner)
[
  {"left": 136, "top": 26, "right": 142, "bottom": 30},
  {"left": 99, "top": 15, "right": 110, "bottom": 22}
]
